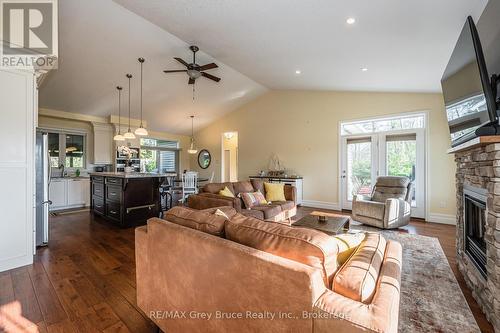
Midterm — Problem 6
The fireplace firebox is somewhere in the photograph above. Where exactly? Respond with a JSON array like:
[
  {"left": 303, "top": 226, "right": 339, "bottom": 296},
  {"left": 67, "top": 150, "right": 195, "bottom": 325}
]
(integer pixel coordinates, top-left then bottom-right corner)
[{"left": 463, "top": 186, "right": 487, "bottom": 279}]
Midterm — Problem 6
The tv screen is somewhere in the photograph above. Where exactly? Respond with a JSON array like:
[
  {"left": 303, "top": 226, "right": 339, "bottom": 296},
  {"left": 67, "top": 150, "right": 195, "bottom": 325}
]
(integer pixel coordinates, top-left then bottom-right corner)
[{"left": 441, "top": 16, "right": 497, "bottom": 147}]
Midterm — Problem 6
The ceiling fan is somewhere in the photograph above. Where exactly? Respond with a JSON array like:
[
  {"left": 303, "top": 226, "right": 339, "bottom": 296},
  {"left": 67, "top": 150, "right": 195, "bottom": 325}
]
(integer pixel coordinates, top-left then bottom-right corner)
[{"left": 163, "top": 45, "right": 221, "bottom": 84}]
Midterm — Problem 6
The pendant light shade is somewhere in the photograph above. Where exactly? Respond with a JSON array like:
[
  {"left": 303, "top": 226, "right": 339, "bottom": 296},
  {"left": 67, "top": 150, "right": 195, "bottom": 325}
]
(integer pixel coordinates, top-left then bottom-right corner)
[
  {"left": 135, "top": 57, "right": 148, "bottom": 136},
  {"left": 114, "top": 86, "right": 125, "bottom": 141},
  {"left": 124, "top": 73, "right": 136, "bottom": 139},
  {"left": 187, "top": 115, "right": 198, "bottom": 154}
]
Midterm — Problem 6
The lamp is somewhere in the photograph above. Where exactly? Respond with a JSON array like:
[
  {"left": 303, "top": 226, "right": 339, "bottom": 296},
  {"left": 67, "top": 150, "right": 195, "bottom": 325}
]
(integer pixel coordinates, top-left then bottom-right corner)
[
  {"left": 187, "top": 115, "right": 198, "bottom": 154},
  {"left": 113, "top": 86, "right": 125, "bottom": 141},
  {"left": 123, "top": 74, "right": 136, "bottom": 139},
  {"left": 135, "top": 57, "right": 148, "bottom": 136}
]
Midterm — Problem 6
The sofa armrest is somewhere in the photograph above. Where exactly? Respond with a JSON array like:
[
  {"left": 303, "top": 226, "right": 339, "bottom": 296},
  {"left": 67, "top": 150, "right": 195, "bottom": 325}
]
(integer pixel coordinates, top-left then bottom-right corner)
[
  {"left": 312, "top": 241, "right": 402, "bottom": 333},
  {"left": 384, "top": 198, "right": 411, "bottom": 228},
  {"left": 135, "top": 226, "right": 150, "bottom": 313},
  {"left": 284, "top": 185, "right": 297, "bottom": 203},
  {"left": 352, "top": 198, "right": 385, "bottom": 221},
  {"left": 187, "top": 193, "right": 242, "bottom": 211}
]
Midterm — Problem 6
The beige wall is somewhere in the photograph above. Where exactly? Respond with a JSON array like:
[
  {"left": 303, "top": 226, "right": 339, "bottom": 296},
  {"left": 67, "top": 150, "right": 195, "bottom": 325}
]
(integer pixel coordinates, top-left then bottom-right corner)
[
  {"left": 190, "top": 90, "right": 456, "bottom": 220},
  {"left": 38, "top": 110, "right": 191, "bottom": 172}
]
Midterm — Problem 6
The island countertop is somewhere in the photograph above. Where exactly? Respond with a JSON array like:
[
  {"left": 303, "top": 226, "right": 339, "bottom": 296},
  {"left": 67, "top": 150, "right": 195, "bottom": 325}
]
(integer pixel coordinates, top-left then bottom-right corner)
[{"left": 89, "top": 172, "right": 177, "bottom": 178}]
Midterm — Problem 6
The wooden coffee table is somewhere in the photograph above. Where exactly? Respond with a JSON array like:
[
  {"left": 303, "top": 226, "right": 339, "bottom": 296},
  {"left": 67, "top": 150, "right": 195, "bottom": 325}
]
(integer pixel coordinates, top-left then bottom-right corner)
[{"left": 293, "top": 212, "right": 350, "bottom": 234}]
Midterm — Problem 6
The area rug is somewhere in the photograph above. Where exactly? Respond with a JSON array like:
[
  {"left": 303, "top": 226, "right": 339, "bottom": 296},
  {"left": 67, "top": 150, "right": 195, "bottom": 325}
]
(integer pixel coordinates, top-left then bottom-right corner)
[{"left": 349, "top": 223, "right": 480, "bottom": 333}]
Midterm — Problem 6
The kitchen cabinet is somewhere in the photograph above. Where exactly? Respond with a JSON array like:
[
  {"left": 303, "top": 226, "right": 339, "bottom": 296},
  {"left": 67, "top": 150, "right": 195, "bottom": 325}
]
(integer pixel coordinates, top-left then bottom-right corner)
[
  {"left": 93, "top": 123, "right": 113, "bottom": 164},
  {"left": 49, "top": 178, "right": 90, "bottom": 211}
]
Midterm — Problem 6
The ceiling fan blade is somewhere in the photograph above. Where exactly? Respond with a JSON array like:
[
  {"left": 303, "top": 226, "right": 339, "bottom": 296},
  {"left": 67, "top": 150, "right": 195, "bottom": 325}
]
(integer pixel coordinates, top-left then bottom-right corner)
[
  {"left": 201, "top": 72, "right": 221, "bottom": 82},
  {"left": 163, "top": 70, "right": 187, "bottom": 73},
  {"left": 188, "top": 77, "right": 195, "bottom": 85},
  {"left": 199, "top": 63, "right": 218, "bottom": 71},
  {"left": 174, "top": 57, "right": 189, "bottom": 67}
]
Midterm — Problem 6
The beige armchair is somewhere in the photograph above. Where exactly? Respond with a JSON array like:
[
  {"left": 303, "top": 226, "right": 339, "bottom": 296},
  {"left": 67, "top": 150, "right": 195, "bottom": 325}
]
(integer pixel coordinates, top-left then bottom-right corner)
[{"left": 352, "top": 176, "right": 413, "bottom": 229}]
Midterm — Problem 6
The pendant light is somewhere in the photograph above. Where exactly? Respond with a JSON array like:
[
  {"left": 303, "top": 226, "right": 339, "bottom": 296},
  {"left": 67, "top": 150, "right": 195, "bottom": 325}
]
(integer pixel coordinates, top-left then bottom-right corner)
[
  {"left": 123, "top": 73, "right": 136, "bottom": 139},
  {"left": 187, "top": 115, "right": 198, "bottom": 154},
  {"left": 113, "top": 86, "right": 125, "bottom": 141},
  {"left": 135, "top": 57, "right": 148, "bottom": 136}
]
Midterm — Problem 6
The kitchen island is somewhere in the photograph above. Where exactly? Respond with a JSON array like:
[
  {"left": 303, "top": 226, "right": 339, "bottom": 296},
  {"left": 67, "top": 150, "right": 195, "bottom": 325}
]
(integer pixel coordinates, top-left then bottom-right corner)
[{"left": 90, "top": 172, "right": 176, "bottom": 227}]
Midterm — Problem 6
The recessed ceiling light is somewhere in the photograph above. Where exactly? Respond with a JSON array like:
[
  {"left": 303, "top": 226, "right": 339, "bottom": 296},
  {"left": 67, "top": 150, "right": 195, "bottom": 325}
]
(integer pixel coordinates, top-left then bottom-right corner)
[
  {"left": 295, "top": 70, "right": 301, "bottom": 75},
  {"left": 361, "top": 67, "right": 368, "bottom": 72},
  {"left": 346, "top": 17, "right": 356, "bottom": 25}
]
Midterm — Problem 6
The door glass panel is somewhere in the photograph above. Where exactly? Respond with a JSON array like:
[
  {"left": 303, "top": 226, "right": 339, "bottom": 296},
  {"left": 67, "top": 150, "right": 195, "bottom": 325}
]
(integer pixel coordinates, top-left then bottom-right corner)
[
  {"left": 346, "top": 138, "right": 372, "bottom": 201},
  {"left": 386, "top": 134, "right": 417, "bottom": 206},
  {"left": 65, "top": 134, "right": 85, "bottom": 168},
  {"left": 48, "top": 133, "right": 60, "bottom": 167}
]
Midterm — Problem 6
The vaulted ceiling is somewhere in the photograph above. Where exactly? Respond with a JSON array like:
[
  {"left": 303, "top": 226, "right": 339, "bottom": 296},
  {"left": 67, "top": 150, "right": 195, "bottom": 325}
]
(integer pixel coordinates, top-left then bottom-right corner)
[
  {"left": 113, "top": 0, "right": 488, "bottom": 92},
  {"left": 40, "top": 0, "right": 489, "bottom": 134}
]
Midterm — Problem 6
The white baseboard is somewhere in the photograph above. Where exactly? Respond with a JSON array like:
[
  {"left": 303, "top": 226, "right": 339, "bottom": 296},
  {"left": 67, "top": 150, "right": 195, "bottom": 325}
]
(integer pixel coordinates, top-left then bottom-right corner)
[
  {"left": 427, "top": 213, "right": 456, "bottom": 225},
  {"left": 301, "top": 200, "right": 341, "bottom": 211}
]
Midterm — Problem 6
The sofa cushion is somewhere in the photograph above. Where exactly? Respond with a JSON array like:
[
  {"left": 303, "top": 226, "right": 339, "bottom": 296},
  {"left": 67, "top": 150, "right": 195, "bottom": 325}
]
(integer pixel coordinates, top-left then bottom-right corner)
[
  {"left": 240, "top": 209, "right": 265, "bottom": 220},
  {"left": 372, "top": 176, "right": 410, "bottom": 202},
  {"left": 273, "top": 201, "right": 295, "bottom": 211},
  {"left": 250, "top": 179, "right": 265, "bottom": 194},
  {"left": 203, "top": 182, "right": 234, "bottom": 195},
  {"left": 163, "top": 206, "right": 231, "bottom": 237},
  {"left": 332, "top": 232, "right": 387, "bottom": 303},
  {"left": 233, "top": 181, "right": 254, "bottom": 195},
  {"left": 225, "top": 214, "right": 339, "bottom": 286},
  {"left": 250, "top": 204, "right": 282, "bottom": 220},
  {"left": 264, "top": 182, "right": 286, "bottom": 202},
  {"left": 240, "top": 191, "right": 267, "bottom": 209}
]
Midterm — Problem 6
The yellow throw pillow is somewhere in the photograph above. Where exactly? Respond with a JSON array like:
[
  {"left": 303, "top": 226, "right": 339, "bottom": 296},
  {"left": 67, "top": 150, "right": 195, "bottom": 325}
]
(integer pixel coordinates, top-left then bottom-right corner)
[
  {"left": 264, "top": 182, "right": 286, "bottom": 202},
  {"left": 219, "top": 186, "right": 235, "bottom": 198}
]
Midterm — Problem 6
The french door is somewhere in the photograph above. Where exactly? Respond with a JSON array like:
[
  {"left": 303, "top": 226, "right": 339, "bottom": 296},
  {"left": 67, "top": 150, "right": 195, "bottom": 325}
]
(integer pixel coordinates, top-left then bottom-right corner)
[{"left": 341, "top": 129, "right": 425, "bottom": 218}]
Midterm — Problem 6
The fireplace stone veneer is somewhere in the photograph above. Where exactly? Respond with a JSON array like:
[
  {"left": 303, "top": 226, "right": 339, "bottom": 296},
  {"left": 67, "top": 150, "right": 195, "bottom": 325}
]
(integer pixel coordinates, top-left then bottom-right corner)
[{"left": 454, "top": 143, "right": 500, "bottom": 332}]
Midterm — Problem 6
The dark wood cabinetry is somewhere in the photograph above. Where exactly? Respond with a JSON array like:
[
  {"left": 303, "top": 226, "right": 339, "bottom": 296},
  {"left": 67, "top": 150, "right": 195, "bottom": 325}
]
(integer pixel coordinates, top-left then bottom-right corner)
[{"left": 90, "top": 174, "right": 160, "bottom": 227}]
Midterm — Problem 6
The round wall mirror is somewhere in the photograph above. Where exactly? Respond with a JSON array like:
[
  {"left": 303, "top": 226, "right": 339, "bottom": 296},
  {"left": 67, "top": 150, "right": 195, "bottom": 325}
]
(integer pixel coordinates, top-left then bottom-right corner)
[{"left": 198, "top": 149, "right": 211, "bottom": 169}]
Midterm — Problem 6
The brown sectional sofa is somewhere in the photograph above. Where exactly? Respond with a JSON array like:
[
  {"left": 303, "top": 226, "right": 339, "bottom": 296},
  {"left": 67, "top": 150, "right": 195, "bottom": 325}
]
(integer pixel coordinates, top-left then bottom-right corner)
[
  {"left": 136, "top": 206, "right": 402, "bottom": 333},
  {"left": 187, "top": 179, "right": 297, "bottom": 222}
]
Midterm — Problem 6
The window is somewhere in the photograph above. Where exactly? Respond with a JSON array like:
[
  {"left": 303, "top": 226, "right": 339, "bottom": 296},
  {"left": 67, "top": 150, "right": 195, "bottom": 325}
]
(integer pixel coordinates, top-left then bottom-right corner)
[
  {"left": 65, "top": 134, "right": 85, "bottom": 168},
  {"left": 46, "top": 131, "right": 86, "bottom": 169},
  {"left": 341, "top": 113, "right": 425, "bottom": 136},
  {"left": 140, "top": 138, "right": 179, "bottom": 173}
]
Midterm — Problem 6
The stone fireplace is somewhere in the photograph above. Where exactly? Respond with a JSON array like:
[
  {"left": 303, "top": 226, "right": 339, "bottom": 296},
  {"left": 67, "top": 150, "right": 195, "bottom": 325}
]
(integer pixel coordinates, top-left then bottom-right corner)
[{"left": 454, "top": 141, "right": 500, "bottom": 332}]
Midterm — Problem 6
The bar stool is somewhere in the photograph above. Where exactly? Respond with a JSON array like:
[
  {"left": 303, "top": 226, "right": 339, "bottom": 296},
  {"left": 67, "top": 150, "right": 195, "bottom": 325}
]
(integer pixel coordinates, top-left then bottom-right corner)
[{"left": 159, "top": 176, "right": 173, "bottom": 218}]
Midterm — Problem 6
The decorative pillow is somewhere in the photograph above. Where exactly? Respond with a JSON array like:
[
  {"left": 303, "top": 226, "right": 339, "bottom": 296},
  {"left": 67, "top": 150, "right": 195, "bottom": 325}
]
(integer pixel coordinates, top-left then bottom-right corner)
[
  {"left": 264, "top": 182, "right": 286, "bottom": 202},
  {"left": 219, "top": 186, "right": 235, "bottom": 198},
  {"left": 240, "top": 191, "right": 268, "bottom": 209}
]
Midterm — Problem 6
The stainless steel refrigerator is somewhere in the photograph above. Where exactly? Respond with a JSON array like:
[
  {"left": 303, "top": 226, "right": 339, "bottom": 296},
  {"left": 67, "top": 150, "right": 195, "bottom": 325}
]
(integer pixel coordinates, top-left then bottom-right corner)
[{"left": 35, "top": 131, "right": 52, "bottom": 246}]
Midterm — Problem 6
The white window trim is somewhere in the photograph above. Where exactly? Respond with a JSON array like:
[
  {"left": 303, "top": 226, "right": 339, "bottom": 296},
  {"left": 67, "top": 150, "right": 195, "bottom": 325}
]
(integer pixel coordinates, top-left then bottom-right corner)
[
  {"left": 340, "top": 110, "right": 427, "bottom": 136},
  {"left": 39, "top": 127, "right": 87, "bottom": 171}
]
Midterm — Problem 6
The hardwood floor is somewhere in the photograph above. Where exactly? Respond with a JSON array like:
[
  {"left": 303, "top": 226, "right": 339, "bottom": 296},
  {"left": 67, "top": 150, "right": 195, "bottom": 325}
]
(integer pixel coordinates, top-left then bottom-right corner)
[{"left": 0, "top": 208, "right": 494, "bottom": 333}]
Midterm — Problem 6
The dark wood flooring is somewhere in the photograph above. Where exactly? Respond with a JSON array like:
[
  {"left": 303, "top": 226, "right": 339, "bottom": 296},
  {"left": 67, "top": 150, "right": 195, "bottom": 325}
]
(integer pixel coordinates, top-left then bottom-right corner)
[{"left": 0, "top": 208, "right": 493, "bottom": 333}]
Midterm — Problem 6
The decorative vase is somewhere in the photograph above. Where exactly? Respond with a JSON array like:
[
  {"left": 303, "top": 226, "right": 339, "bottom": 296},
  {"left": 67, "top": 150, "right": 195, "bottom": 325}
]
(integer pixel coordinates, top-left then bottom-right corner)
[{"left": 124, "top": 166, "right": 133, "bottom": 173}]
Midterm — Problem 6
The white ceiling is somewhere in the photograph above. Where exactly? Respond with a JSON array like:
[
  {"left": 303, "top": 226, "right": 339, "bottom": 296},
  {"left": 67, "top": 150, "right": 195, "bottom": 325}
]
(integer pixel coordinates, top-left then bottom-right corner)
[
  {"left": 113, "top": 0, "right": 489, "bottom": 92},
  {"left": 39, "top": 0, "right": 267, "bottom": 134}
]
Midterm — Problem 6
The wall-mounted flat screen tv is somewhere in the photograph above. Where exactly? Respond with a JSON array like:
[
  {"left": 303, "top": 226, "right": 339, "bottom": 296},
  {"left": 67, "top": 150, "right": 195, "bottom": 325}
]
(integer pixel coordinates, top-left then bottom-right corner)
[{"left": 441, "top": 16, "right": 498, "bottom": 147}]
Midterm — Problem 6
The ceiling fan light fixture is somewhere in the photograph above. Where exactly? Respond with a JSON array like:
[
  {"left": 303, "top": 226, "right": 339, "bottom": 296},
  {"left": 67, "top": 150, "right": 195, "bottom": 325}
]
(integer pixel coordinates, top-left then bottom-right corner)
[
  {"left": 224, "top": 132, "right": 235, "bottom": 140},
  {"left": 187, "top": 69, "right": 202, "bottom": 79}
]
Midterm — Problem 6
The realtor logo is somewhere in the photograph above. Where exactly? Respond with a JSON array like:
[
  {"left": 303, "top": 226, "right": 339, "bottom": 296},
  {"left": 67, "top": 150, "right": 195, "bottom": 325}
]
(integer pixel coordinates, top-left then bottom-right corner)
[{"left": 1, "top": 0, "right": 58, "bottom": 69}]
